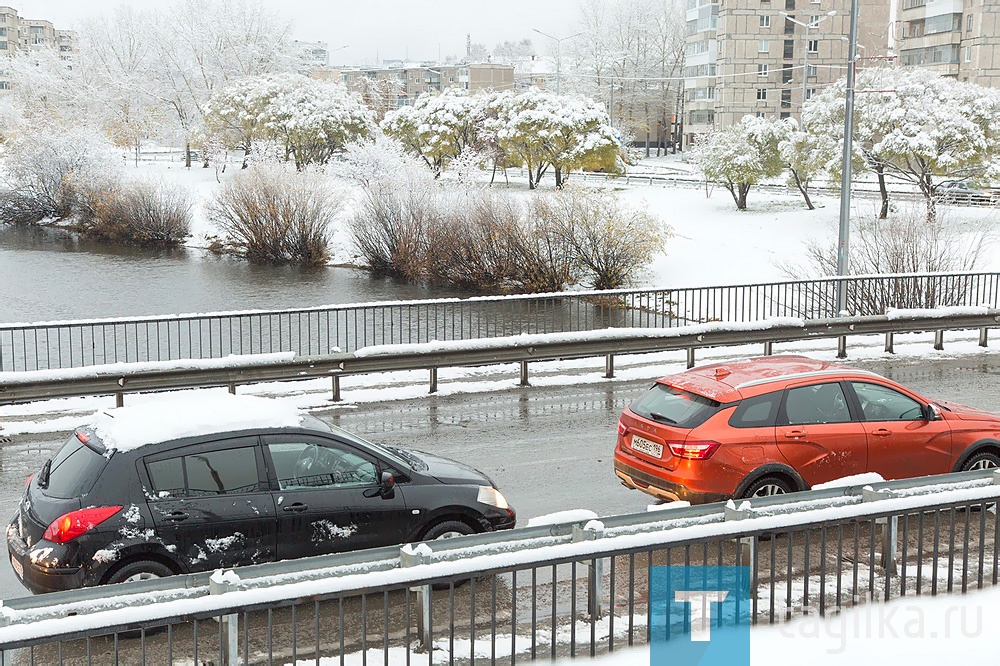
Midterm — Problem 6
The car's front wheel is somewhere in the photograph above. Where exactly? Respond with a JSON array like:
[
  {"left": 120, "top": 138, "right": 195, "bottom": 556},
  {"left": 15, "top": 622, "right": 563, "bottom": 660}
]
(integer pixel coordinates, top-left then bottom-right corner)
[
  {"left": 961, "top": 450, "right": 1000, "bottom": 472},
  {"left": 423, "top": 520, "right": 476, "bottom": 541},
  {"left": 740, "top": 476, "right": 793, "bottom": 499}
]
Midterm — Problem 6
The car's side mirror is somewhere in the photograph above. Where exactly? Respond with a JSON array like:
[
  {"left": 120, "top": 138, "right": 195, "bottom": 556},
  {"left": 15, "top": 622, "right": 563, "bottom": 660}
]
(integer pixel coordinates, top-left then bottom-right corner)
[
  {"left": 363, "top": 471, "right": 396, "bottom": 499},
  {"left": 379, "top": 471, "right": 395, "bottom": 499},
  {"left": 924, "top": 403, "right": 942, "bottom": 421}
]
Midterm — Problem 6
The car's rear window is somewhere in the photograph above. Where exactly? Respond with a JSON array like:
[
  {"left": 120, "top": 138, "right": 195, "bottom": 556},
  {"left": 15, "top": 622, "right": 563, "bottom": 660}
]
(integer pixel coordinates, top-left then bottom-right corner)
[
  {"left": 44, "top": 433, "right": 109, "bottom": 499},
  {"left": 629, "top": 384, "right": 721, "bottom": 429}
]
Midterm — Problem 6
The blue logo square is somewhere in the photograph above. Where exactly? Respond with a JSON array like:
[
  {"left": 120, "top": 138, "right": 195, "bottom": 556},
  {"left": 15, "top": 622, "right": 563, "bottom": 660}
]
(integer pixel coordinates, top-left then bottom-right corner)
[{"left": 650, "top": 566, "right": 751, "bottom": 666}]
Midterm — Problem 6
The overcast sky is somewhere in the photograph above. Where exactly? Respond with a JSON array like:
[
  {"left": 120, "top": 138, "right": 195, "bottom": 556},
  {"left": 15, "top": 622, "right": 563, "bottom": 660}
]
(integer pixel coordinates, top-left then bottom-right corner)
[{"left": 19, "top": 0, "right": 583, "bottom": 65}]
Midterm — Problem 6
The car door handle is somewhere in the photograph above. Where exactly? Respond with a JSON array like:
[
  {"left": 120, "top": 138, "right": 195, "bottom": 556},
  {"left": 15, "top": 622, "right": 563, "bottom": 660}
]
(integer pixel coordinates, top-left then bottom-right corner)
[
  {"left": 164, "top": 511, "right": 188, "bottom": 522},
  {"left": 871, "top": 428, "right": 892, "bottom": 437},
  {"left": 784, "top": 430, "right": 806, "bottom": 438},
  {"left": 282, "top": 503, "right": 308, "bottom": 513}
]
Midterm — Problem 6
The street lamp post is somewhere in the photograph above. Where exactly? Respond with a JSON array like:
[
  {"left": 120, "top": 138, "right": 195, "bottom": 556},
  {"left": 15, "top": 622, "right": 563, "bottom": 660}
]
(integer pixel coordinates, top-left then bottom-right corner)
[
  {"left": 837, "top": 0, "right": 860, "bottom": 316},
  {"left": 779, "top": 10, "right": 836, "bottom": 130},
  {"left": 531, "top": 28, "right": 582, "bottom": 95}
]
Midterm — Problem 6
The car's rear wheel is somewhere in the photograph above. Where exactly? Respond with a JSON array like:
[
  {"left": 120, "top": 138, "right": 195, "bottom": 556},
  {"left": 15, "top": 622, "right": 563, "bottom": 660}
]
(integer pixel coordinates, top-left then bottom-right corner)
[
  {"left": 106, "top": 559, "right": 174, "bottom": 585},
  {"left": 741, "top": 476, "right": 793, "bottom": 499},
  {"left": 961, "top": 450, "right": 1000, "bottom": 472}
]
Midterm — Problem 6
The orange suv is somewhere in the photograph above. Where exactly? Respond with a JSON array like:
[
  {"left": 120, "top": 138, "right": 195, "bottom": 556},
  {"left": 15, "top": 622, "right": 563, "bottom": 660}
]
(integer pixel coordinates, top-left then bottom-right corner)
[{"left": 614, "top": 355, "right": 1000, "bottom": 504}]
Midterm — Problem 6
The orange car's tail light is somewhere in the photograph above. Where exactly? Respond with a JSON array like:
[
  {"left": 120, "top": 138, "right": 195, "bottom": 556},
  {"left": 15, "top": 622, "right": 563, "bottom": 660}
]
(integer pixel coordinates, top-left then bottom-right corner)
[
  {"left": 667, "top": 441, "right": 721, "bottom": 460},
  {"left": 617, "top": 420, "right": 627, "bottom": 437},
  {"left": 43, "top": 506, "right": 122, "bottom": 544}
]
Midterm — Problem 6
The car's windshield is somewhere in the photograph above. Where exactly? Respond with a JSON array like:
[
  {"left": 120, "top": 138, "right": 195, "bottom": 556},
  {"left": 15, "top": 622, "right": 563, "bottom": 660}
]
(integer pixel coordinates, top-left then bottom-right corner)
[
  {"left": 321, "top": 421, "right": 414, "bottom": 470},
  {"left": 630, "top": 384, "right": 721, "bottom": 429}
]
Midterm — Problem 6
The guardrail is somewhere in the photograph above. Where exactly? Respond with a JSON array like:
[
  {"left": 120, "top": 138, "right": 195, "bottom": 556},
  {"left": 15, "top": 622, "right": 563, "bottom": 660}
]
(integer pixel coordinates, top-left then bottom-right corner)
[
  {"left": 2, "top": 272, "right": 998, "bottom": 373},
  {"left": 2, "top": 469, "right": 999, "bottom": 664},
  {"left": 1, "top": 309, "right": 997, "bottom": 406}
]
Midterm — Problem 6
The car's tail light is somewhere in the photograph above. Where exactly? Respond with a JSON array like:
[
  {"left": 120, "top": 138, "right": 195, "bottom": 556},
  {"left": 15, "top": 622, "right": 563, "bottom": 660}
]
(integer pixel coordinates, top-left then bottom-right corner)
[
  {"left": 617, "top": 420, "right": 627, "bottom": 437},
  {"left": 43, "top": 506, "right": 122, "bottom": 544},
  {"left": 667, "top": 441, "right": 721, "bottom": 460},
  {"left": 25, "top": 474, "right": 33, "bottom": 488}
]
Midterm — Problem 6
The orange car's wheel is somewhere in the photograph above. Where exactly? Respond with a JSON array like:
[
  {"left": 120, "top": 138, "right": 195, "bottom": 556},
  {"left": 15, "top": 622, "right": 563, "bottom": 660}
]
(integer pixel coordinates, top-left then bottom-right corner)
[
  {"left": 961, "top": 450, "right": 1000, "bottom": 472},
  {"left": 740, "top": 476, "right": 792, "bottom": 499}
]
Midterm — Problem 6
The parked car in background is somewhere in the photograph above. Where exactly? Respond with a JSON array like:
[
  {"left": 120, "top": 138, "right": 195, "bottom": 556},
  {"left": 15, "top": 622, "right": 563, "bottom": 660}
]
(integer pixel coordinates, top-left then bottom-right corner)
[
  {"left": 934, "top": 181, "right": 994, "bottom": 205},
  {"left": 614, "top": 355, "right": 1000, "bottom": 504},
  {"left": 7, "top": 394, "right": 515, "bottom": 594}
]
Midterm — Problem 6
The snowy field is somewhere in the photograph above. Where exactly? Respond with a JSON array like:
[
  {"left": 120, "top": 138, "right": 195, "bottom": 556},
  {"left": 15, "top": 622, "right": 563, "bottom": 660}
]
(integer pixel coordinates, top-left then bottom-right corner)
[{"left": 126, "top": 152, "right": 1000, "bottom": 291}]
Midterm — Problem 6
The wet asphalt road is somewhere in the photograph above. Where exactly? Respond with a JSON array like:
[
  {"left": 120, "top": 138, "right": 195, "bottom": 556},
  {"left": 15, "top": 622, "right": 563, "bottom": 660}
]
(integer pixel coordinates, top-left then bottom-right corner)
[{"left": 2, "top": 352, "right": 1000, "bottom": 601}]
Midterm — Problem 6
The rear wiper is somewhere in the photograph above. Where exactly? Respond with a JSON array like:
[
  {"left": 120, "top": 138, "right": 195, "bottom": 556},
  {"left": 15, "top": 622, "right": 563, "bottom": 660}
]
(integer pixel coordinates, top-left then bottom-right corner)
[
  {"left": 649, "top": 412, "right": 678, "bottom": 425},
  {"left": 37, "top": 459, "right": 52, "bottom": 490}
]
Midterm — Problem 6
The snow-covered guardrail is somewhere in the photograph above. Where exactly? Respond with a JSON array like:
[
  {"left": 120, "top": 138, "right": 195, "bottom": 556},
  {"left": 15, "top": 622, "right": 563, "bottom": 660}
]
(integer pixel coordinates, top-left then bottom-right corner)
[
  {"left": 1, "top": 308, "right": 998, "bottom": 406},
  {"left": 2, "top": 468, "right": 1000, "bottom": 663}
]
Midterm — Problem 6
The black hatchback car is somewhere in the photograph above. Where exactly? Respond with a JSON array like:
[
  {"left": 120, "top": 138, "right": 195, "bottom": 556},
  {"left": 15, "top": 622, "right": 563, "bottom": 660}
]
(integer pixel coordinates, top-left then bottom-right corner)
[{"left": 7, "top": 395, "right": 515, "bottom": 594}]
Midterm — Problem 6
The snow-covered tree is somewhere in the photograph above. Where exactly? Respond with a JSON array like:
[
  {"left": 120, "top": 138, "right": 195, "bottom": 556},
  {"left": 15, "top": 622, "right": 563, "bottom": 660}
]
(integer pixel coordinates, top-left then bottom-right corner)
[
  {"left": 381, "top": 88, "right": 483, "bottom": 175},
  {"left": 483, "top": 87, "right": 621, "bottom": 189},
  {"left": 779, "top": 125, "right": 826, "bottom": 211},
  {"left": 691, "top": 115, "right": 791, "bottom": 210},
  {"left": 205, "top": 74, "right": 375, "bottom": 170},
  {"left": 806, "top": 67, "right": 1000, "bottom": 222}
]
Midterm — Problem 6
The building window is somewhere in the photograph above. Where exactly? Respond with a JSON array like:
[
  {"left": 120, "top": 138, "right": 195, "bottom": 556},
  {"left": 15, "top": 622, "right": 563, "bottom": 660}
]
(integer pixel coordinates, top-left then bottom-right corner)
[
  {"left": 756, "top": 112, "right": 767, "bottom": 118},
  {"left": 760, "top": 15, "right": 771, "bottom": 28},
  {"left": 784, "top": 17, "right": 795, "bottom": 34},
  {"left": 757, "top": 88, "right": 768, "bottom": 100},
  {"left": 785, "top": 0, "right": 795, "bottom": 9},
  {"left": 806, "top": 87, "right": 816, "bottom": 100},
  {"left": 758, "top": 63, "right": 769, "bottom": 76},
  {"left": 783, "top": 40, "right": 795, "bottom": 59},
  {"left": 807, "top": 64, "right": 817, "bottom": 77},
  {"left": 759, "top": 39, "right": 770, "bottom": 53},
  {"left": 780, "top": 112, "right": 791, "bottom": 119},
  {"left": 0, "top": 41, "right": 7, "bottom": 50},
  {"left": 967, "top": 14, "right": 973, "bottom": 32},
  {"left": 782, "top": 67, "right": 793, "bottom": 84},
  {"left": 781, "top": 89, "right": 792, "bottom": 108},
  {"left": 966, "top": 46, "right": 972, "bottom": 62},
  {"left": 0, "top": 81, "right": 11, "bottom": 90},
  {"left": 808, "top": 39, "right": 818, "bottom": 53}
]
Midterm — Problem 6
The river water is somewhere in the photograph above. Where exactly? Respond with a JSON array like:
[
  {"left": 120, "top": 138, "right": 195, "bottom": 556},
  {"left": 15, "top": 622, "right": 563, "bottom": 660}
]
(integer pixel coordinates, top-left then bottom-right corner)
[{"left": 0, "top": 225, "right": 464, "bottom": 324}]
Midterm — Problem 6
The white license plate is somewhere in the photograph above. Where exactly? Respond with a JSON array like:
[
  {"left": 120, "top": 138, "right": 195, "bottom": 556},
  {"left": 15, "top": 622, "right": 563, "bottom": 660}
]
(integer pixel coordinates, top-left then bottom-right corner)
[
  {"left": 630, "top": 434, "right": 663, "bottom": 458},
  {"left": 10, "top": 555, "right": 23, "bottom": 579}
]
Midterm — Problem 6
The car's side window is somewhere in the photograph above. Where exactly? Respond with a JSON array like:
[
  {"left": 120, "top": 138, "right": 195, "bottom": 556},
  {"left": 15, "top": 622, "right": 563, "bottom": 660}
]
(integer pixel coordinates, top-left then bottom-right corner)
[
  {"left": 729, "top": 392, "right": 780, "bottom": 428},
  {"left": 267, "top": 441, "right": 378, "bottom": 491},
  {"left": 146, "top": 446, "right": 260, "bottom": 498},
  {"left": 783, "top": 382, "right": 852, "bottom": 425},
  {"left": 851, "top": 382, "right": 924, "bottom": 421}
]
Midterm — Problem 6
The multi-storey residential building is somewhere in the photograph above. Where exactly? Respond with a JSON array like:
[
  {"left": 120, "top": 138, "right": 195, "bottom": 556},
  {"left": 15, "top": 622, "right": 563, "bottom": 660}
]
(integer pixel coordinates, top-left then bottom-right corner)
[
  {"left": 0, "top": 6, "right": 77, "bottom": 91},
  {"left": 684, "top": 0, "right": 890, "bottom": 144},
  {"left": 340, "top": 62, "right": 514, "bottom": 108},
  {"left": 898, "top": 0, "right": 1000, "bottom": 87}
]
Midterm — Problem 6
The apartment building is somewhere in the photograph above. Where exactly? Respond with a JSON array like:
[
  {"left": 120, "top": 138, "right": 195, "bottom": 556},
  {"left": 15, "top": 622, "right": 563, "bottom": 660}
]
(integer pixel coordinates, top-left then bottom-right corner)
[
  {"left": 898, "top": 0, "right": 1000, "bottom": 88},
  {"left": 0, "top": 6, "right": 77, "bottom": 91},
  {"left": 340, "top": 62, "right": 514, "bottom": 108},
  {"left": 684, "top": 0, "right": 889, "bottom": 144}
]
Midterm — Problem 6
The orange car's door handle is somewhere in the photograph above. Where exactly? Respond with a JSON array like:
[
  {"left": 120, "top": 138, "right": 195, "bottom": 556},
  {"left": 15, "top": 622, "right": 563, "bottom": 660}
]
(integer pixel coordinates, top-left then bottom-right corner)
[
  {"left": 784, "top": 430, "right": 806, "bottom": 439},
  {"left": 871, "top": 428, "right": 892, "bottom": 437}
]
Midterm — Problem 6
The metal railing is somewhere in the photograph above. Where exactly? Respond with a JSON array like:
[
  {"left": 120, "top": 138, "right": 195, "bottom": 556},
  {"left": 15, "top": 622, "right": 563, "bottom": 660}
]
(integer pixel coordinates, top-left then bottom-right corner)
[
  {"left": 3, "top": 309, "right": 998, "bottom": 406},
  {"left": 2, "top": 469, "right": 999, "bottom": 664},
  {"left": 3, "top": 272, "right": 999, "bottom": 372}
]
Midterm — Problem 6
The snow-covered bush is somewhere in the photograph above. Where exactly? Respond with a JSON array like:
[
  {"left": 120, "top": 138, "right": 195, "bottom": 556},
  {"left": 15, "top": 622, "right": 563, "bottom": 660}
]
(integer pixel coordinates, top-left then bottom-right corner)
[
  {"left": 786, "top": 205, "right": 995, "bottom": 314},
  {"left": 532, "top": 185, "right": 669, "bottom": 290},
  {"left": 82, "top": 179, "right": 192, "bottom": 246},
  {"left": 207, "top": 165, "right": 341, "bottom": 265},
  {"left": 0, "top": 128, "right": 120, "bottom": 225},
  {"left": 423, "top": 190, "right": 527, "bottom": 292}
]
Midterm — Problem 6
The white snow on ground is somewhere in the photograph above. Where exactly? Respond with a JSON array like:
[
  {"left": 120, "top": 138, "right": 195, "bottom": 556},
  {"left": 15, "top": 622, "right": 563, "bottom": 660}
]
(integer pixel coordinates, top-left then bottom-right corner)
[
  {"left": 812, "top": 473, "right": 886, "bottom": 490},
  {"left": 526, "top": 510, "right": 599, "bottom": 527}
]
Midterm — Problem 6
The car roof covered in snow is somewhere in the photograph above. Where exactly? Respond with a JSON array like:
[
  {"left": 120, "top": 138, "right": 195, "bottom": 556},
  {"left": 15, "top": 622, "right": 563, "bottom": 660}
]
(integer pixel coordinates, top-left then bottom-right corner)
[{"left": 87, "top": 393, "right": 305, "bottom": 454}]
